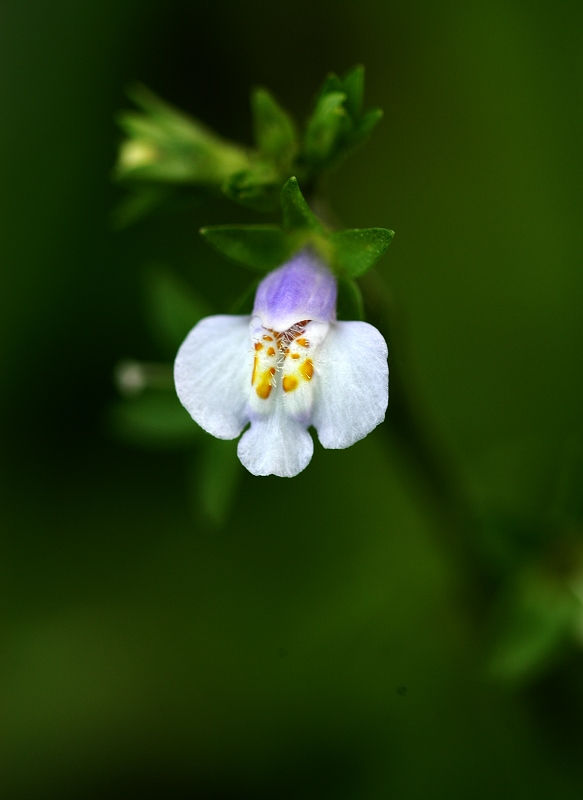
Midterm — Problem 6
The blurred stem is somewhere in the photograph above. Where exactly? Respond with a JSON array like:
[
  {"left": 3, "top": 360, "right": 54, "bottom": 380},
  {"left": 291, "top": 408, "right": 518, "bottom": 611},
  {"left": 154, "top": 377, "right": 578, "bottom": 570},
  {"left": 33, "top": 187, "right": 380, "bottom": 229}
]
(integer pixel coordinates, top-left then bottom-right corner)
[{"left": 360, "top": 269, "right": 494, "bottom": 605}]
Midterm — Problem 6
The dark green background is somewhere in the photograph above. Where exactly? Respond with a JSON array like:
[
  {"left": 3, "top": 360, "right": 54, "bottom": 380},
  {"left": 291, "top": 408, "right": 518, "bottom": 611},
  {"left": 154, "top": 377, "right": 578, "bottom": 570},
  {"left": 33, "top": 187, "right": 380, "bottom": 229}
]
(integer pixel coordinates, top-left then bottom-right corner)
[{"left": 2, "top": 1, "right": 583, "bottom": 797}]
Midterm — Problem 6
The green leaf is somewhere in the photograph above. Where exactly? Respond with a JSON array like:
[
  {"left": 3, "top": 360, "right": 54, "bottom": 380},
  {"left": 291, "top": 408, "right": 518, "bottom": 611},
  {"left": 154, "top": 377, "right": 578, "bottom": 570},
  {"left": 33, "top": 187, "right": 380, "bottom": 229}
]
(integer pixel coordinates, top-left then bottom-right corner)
[
  {"left": 194, "top": 439, "right": 242, "bottom": 526},
  {"left": 251, "top": 87, "right": 298, "bottom": 165},
  {"left": 143, "top": 265, "right": 211, "bottom": 354},
  {"left": 222, "top": 161, "right": 280, "bottom": 212},
  {"left": 280, "top": 177, "right": 323, "bottom": 232},
  {"left": 303, "top": 91, "right": 348, "bottom": 167},
  {"left": 342, "top": 65, "right": 365, "bottom": 119},
  {"left": 351, "top": 107, "right": 383, "bottom": 147},
  {"left": 336, "top": 278, "right": 364, "bottom": 321},
  {"left": 317, "top": 72, "right": 343, "bottom": 99},
  {"left": 110, "top": 390, "right": 200, "bottom": 450},
  {"left": 330, "top": 227, "right": 394, "bottom": 278},
  {"left": 200, "top": 225, "right": 291, "bottom": 272}
]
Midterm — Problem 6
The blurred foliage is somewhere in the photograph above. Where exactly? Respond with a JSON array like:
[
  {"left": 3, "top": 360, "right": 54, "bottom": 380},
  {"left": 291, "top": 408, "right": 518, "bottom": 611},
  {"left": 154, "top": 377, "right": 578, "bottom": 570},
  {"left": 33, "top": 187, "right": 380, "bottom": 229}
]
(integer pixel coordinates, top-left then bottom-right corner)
[{"left": 115, "top": 65, "right": 382, "bottom": 218}]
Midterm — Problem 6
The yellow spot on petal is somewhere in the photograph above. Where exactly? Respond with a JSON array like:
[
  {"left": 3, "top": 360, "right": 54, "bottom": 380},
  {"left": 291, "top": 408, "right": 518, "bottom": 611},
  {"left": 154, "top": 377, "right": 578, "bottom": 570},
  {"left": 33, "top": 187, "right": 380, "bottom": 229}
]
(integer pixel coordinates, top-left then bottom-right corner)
[
  {"left": 291, "top": 353, "right": 300, "bottom": 360},
  {"left": 300, "top": 359, "right": 314, "bottom": 381},
  {"left": 283, "top": 376, "right": 298, "bottom": 393},
  {"left": 251, "top": 356, "right": 257, "bottom": 385},
  {"left": 254, "top": 342, "right": 263, "bottom": 351},
  {"left": 256, "top": 381, "right": 272, "bottom": 399},
  {"left": 267, "top": 347, "right": 275, "bottom": 356},
  {"left": 262, "top": 335, "right": 273, "bottom": 342},
  {"left": 296, "top": 338, "right": 309, "bottom": 348}
]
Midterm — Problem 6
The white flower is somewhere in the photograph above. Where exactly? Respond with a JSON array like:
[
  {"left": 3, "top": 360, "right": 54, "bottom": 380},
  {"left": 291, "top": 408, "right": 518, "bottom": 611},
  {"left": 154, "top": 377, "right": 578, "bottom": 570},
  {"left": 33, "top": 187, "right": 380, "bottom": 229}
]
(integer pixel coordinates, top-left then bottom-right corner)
[{"left": 174, "top": 251, "right": 388, "bottom": 477}]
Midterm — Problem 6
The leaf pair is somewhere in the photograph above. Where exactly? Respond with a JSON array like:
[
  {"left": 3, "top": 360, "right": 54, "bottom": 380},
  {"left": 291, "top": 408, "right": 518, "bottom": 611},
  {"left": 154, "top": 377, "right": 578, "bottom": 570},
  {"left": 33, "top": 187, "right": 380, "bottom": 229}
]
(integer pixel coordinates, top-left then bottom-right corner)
[{"left": 201, "top": 176, "right": 393, "bottom": 281}]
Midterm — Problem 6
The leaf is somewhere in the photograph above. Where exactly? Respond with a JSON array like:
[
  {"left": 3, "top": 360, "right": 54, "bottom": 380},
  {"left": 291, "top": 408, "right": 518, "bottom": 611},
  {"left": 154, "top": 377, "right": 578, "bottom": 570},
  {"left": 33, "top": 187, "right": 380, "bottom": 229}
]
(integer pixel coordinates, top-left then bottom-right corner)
[
  {"left": 330, "top": 227, "right": 394, "bottom": 278},
  {"left": 110, "top": 390, "right": 200, "bottom": 449},
  {"left": 317, "top": 72, "right": 343, "bottom": 99},
  {"left": 350, "top": 107, "right": 383, "bottom": 148},
  {"left": 251, "top": 87, "right": 298, "bottom": 165},
  {"left": 336, "top": 277, "right": 364, "bottom": 321},
  {"left": 222, "top": 162, "right": 281, "bottom": 212},
  {"left": 280, "top": 177, "right": 323, "bottom": 232},
  {"left": 200, "top": 225, "right": 291, "bottom": 272},
  {"left": 194, "top": 438, "right": 243, "bottom": 526},
  {"left": 303, "top": 91, "right": 348, "bottom": 167},
  {"left": 342, "top": 65, "right": 365, "bottom": 119},
  {"left": 143, "top": 265, "right": 211, "bottom": 354}
]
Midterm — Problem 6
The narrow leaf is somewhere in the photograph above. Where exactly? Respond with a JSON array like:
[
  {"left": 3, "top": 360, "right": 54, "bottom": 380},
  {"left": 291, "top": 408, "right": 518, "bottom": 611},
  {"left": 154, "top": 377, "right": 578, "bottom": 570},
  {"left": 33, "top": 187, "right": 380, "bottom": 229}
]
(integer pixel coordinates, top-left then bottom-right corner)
[
  {"left": 280, "top": 177, "right": 323, "bottom": 232},
  {"left": 317, "top": 72, "right": 343, "bottom": 99},
  {"left": 350, "top": 107, "right": 383, "bottom": 147},
  {"left": 342, "top": 65, "right": 365, "bottom": 118},
  {"left": 304, "top": 91, "right": 348, "bottom": 167},
  {"left": 330, "top": 228, "right": 394, "bottom": 278},
  {"left": 200, "top": 225, "right": 291, "bottom": 272},
  {"left": 251, "top": 87, "right": 298, "bottom": 164}
]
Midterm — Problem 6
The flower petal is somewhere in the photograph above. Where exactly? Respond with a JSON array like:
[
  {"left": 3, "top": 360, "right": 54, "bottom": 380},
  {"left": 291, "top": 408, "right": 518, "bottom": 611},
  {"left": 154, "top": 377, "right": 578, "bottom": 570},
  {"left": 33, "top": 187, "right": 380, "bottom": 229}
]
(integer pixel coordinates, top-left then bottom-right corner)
[
  {"left": 312, "top": 321, "right": 388, "bottom": 449},
  {"left": 174, "top": 315, "right": 252, "bottom": 439},
  {"left": 237, "top": 404, "right": 314, "bottom": 477},
  {"left": 252, "top": 250, "right": 337, "bottom": 331}
]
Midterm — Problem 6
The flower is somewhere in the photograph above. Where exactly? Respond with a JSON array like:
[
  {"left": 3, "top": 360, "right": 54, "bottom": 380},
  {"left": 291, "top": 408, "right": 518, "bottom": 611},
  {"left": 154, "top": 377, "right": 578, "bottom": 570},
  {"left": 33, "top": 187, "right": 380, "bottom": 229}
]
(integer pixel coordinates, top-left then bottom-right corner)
[{"left": 174, "top": 251, "right": 388, "bottom": 477}]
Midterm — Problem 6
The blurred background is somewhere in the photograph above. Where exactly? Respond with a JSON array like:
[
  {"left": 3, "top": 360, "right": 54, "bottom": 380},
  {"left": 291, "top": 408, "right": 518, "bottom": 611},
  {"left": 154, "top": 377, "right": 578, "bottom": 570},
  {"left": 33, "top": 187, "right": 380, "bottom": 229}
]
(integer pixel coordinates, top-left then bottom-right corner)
[{"left": 2, "top": 0, "right": 583, "bottom": 797}]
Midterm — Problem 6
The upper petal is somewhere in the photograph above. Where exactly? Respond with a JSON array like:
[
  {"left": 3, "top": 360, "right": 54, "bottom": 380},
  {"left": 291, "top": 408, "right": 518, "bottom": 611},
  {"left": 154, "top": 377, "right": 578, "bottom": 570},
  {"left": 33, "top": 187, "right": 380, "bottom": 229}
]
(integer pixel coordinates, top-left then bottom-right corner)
[
  {"left": 174, "top": 315, "right": 252, "bottom": 439},
  {"left": 252, "top": 250, "right": 337, "bottom": 331},
  {"left": 312, "top": 320, "right": 388, "bottom": 449},
  {"left": 237, "top": 404, "right": 314, "bottom": 477}
]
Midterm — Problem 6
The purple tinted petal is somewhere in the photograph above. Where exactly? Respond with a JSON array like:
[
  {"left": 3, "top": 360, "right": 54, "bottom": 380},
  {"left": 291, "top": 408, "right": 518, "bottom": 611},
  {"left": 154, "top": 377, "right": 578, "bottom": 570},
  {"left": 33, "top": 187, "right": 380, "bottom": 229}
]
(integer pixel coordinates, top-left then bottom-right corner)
[{"left": 252, "top": 250, "right": 337, "bottom": 331}]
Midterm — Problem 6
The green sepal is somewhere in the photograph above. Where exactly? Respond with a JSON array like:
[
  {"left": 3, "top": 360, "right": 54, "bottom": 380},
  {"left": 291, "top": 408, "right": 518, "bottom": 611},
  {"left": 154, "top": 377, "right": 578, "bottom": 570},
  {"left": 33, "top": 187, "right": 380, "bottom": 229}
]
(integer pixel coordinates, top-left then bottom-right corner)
[
  {"left": 143, "top": 264, "right": 211, "bottom": 354},
  {"left": 330, "top": 227, "right": 394, "bottom": 278},
  {"left": 280, "top": 177, "right": 323, "bottom": 232},
  {"left": 336, "top": 277, "right": 365, "bottom": 321},
  {"left": 303, "top": 91, "right": 348, "bottom": 168},
  {"left": 110, "top": 390, "right": 201, "bottom": 450},
  {"left": 251, "top": 87, "right": 298, "bottom": 166},
  {"left": 200, "top": 225, "right": 292, "bottom": 272}
]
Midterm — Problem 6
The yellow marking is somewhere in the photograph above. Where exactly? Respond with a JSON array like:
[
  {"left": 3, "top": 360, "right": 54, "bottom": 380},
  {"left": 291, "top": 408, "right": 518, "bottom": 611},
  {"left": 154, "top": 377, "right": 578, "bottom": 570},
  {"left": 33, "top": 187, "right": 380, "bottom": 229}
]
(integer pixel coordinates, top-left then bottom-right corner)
[
  {"left": 300, "top": 359, "right": 314, "bottom": 380},
  {"left": 254, "top": 342, "right": 263, "bottom": 351},
  {"left": 251, "top": 356, "right": 257, "bottom": 385},
  {"left": 283, "top": 375, "right": 298, "bottom": 393},
  {"left": 296, "top": 338, "right": 309, "bottom": 348},
  {"left": 262, "top": 335, "right": 273, "bottom": 342},
  {"left": 267, "top": 347, "right": 275, "bottom": 356},
  {"left": 291, "top": 353, "right": 300, "bottom": 360},
  {"left": 256, "top": 380, "right": 272, "bottom": 399}
]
